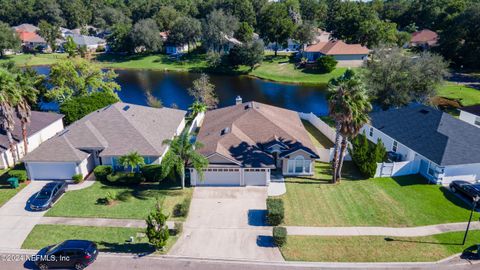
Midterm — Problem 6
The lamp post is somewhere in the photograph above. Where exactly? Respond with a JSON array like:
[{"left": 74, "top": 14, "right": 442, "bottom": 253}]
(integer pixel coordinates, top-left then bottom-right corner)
[{"left": 462, "top": 195, "right": 480, "bottom": 245}]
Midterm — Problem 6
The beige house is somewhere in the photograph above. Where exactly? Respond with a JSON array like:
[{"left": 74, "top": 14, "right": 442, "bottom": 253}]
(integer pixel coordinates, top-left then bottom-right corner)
[{"left": 190, "top": 98, "right": 319, "bottom": 186}]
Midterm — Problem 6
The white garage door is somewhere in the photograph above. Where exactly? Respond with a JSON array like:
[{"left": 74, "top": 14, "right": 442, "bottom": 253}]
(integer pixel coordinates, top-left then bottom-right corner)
[
  {"left": 198, "top": 168, "right": 241, "bottom": 186},
  {"left": 244, "top": 169, "right": 268, "bottom": 186},
  {"left": 27, "top": 162, "right": 77, "bottom": 180}
]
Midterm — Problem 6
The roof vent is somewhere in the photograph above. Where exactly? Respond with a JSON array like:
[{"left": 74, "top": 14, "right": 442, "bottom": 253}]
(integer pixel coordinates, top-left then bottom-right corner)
[
  {"left": 419, "top": 109, "right": 429, "bottom": 114},
  {"left": 235, "top": 96, "right": 243, "bottom": 105},
  {"left": 123, "top": 105, "right": 130, "bottom": 111},
  {"left": 245, "top": 103, "right": 253, "bottom": 110},
  {"left": 221, "top": 127, "right": 231, "bottom": 136}
]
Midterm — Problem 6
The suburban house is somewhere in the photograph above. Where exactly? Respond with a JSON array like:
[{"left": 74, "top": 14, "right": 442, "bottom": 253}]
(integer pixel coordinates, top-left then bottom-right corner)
[
  {"left": 361, "top": 105, "right": 480, "bottom": 185},
  {"left": 190, "top": 98, "right": 319, "bottom": 186},
  {"left": 303, "top": 40, "right": 369, "bottom": 67},
  {"left": 160, "top": 31, "right": 188, "bottom": 55},
  {"left": 0, "top": 111, "right": 64, "bottom": 169},
  {"left": 410, "top": 29, "right": 438, "bottom": 49},
  {"left": 24, "top": 103, "right": 186, "bottom": 180},
  {"left": 265, "top": 29, "right": 331, "bottom": 52},
  {"left": 459, "top": 105, "right": 480, "bottom": 127},
  {"left": 13, "top": 24, "right": 47, "bottom": 51},
  {"left": 64, "top": 34, "right": 106, "bottom": 52}
]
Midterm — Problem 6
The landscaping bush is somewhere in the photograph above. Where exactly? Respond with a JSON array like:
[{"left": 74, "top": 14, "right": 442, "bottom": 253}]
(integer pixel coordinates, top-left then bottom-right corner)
[
  {"left": 97, "top": 191, "right": 116, "bottom": 205},
  {"left": 273, "top": 226, "right": 287, "bottom": 247},
  {"left": 141, "top": 164, "right": 162, "bottom": 182},
  {"left": 173, "top": 197, "right": 191, "bottom": 217},
  {"left": 266, "top": 197, "right": 284, "bottom": 226},
  {"left": 169, "top": 222, "right": 183, "bottom": 236},
  {"left": 94, "top": 165, "right": 113, "bottom": 181},
  {"left": 316, "top": 55, "right": 337, "bottom": 73},
  {"left": 351, "top": 133, "right": 386, "bottom": 178},
  {"left": 106, "top": 172, "right": 144, "bottom": 186},
  {"left": 72, "top": 174, "right": 84, "bottom": 184},
  {"left": 8, "top": 170, "right": 27, "bottom": 182}
]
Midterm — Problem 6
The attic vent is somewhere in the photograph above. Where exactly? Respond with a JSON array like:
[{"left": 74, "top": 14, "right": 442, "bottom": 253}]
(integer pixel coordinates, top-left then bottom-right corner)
[
  {"left": 123, "top": 105, "right": 131, "bottom": 111},
  {"left": 221, "top": 127, "right": 231, "bottom": 136},
  {"left": 419, "top": 109, "right": 429, "bottom": 114}
]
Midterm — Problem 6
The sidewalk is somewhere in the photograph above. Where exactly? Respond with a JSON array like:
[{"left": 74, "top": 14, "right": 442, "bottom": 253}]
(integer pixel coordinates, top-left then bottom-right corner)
[{"left": 286, "top": 222, "right": 480, "bottom": 237}]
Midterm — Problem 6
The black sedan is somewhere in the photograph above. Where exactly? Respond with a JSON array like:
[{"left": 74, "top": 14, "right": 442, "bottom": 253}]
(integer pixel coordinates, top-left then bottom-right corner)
[
  {"left": 32, "top": 240, "right": 98, "bottom": 270},
  {"left": 449, "top": 180, "right": 480, "bottom": 201},
  {"left": 29, "top": 182, "right": 67, "bottom": 211}
]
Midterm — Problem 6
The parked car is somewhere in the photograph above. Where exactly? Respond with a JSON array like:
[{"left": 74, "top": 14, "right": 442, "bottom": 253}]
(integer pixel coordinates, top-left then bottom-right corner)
[
  {"left": 33, "top": 240, "right": 98, "bottom": 270},
  {"left": 29, "top": 182, "right": 67, "bottom": 211},
  {"left": 449, "top": 180, "right": 480, "bottom": 201}
]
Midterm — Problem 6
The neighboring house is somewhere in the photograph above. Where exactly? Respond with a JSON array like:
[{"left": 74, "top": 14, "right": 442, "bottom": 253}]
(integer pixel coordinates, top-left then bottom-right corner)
[
  {"left": 160, "top": 31, "right": 188, "bottom": 55},
  {"left": 459, "top": 105, "right": 480, "bottom": 127},
  {"left": 190, "top": 98, "right": 319, "bottom": 187},
  {"left": 303, "top": 40, "right": 369, "bottom": 67},
  {"left": 0, "top": 111, "right": 64, "bottom": 169},
  {"left": 410, "top": 29, "right": 438, "bottom": 49},
  {"left": 24, "top": 103, "right": 186, "bottom": 180},
  {"left": 14, "top": 29, "right": 47, "bottom": 51},
  {"left": 265, "top": 29, "right": 331, "bottom": 52},
  {"left": 65, "top": 34, "right": 106, "bottom": 52},
  {"left": 361, "top": 105, "right": 480, "bottom": 185},
  {"left": 222, "top": 34, "right": 242, "bottom": 53},
  {"left": 13, "top": 23, "right": 39, "bottom": 33}
]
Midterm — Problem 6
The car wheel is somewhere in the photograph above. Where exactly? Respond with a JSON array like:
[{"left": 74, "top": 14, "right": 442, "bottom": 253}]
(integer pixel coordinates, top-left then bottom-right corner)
[
  {"left": 451, "top": 186, "right": 456, "bottom": 193},
  {"left": 38, "top": 263, "right": 48, "bottom": 270},
  {"left": 75, "top": 262, "right": 85, "bottom": 270}
]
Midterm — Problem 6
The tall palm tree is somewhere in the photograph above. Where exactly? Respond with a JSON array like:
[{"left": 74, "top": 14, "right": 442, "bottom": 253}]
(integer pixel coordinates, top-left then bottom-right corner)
[
  {"left": 328, "top": 70, "right": 371, "bottom": 183},
  {"left": 162, "top": 132, "right": 209, "bottom": 189},
  {"left": 0, "top": 68, "right": 21, "bottom": 166},
  {"left": 119, "top": 151, "right": 145, "bottom": 174},
  {"left": 15, "top": 68, "right": 39, "bottom": 155}
]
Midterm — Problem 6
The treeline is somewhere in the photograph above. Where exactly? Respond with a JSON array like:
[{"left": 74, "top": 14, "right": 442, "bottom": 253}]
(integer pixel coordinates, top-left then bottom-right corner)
[{"left": 0, "top": 0, "right": 479, "bottom": 69}]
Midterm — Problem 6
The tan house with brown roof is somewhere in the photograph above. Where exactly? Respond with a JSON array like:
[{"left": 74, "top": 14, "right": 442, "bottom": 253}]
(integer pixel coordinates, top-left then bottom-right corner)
[
  {"left": 190, "top": 99, "right": 319, "bottom": 186},
  {"left": 410, "top": 29, "right": 438, "bottom": 49},
  {"left": 303, "top": 40, "right": 369, "bottom": 67}
]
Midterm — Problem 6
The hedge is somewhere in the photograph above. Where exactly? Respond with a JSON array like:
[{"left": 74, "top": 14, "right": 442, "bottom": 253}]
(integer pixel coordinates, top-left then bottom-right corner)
[
  {"left": 106, "top": 172, "right": 144, "bottom": 186},
  {"left": 273, "top": 226, "right": 287, "bottom": 247},
  {"left": 8, "top": 170, "right": 28, "bottom": 182},
  {"left": 93, "top": 165, "right": 113, "bottom": 181},
  {"left": 141, "top": 164, "right": 162, "bottom": 182},
  {"left": 72, "top": 174, "right": 84, "bottom": 184},
  {"left": 266, "top": 197, "right": 284, "bottom": 226}
]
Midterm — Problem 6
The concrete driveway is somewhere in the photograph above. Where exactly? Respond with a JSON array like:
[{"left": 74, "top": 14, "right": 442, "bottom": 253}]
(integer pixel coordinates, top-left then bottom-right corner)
[
  {"left": 0, "top": 181, "right": 51, "bottom": 249},
  {"left": 170, "top": 187, "right": 284, "bottom": 261}
]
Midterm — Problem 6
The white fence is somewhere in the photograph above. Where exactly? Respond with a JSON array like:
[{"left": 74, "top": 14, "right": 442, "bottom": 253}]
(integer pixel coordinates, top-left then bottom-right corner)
[{"left": 375, "top": 160, "right": 420, "bottom": 178}]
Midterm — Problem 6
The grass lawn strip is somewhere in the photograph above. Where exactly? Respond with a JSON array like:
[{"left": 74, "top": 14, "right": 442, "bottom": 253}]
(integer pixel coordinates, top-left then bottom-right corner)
[
  {"left": 281, "top": 231, "right": 480, "bottom": 262},
  {"left": 301, "top": 120, "right": 334, "bottom": 149},
  {"left": 46, "top": 181, "right": 192, "bottom": 220},
  {"left": 282, "top": 162, "right": 476, "bottom": 227},
  {"left": 437, "top": 83, "right": 480, "bottom": 106},
  {"left": 22, "top": 224, "right": 176, "bottom": 254}
]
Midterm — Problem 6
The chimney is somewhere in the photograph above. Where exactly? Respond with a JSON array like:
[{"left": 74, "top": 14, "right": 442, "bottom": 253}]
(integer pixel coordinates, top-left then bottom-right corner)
[{"left": 235, "top": 96, "right": 242, "bottom": 105}]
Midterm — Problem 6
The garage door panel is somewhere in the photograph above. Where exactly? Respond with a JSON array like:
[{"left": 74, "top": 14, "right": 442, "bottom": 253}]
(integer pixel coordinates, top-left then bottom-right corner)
[
  {"left": 27, "top": 162, "right": 77, "bottom": 180},
  {"left": 244, "top": 170, "right": 268, "bottom": 186},
  {"left": 199, "top": 169, "right": 241, "bottom": 186}
]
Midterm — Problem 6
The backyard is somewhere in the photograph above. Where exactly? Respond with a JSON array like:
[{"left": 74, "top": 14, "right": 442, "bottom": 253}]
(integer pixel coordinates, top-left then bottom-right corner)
[
  {"left": 281, "top": 231, "right": 480, "bottom": 262},
  {"left": 45, "top": 180, "right": 192, "bottom": 220},
  {"left": 281, "top": 162, "right": 476, "bottom": 227}
]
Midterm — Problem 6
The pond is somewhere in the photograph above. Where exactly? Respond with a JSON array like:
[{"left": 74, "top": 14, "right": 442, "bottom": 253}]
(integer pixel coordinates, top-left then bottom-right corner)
[{"left": 33, "top": 66, "right": 329, "bottom": 116}]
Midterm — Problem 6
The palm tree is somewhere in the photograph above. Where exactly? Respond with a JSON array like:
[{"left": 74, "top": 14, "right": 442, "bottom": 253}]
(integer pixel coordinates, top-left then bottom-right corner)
[
  {"left": 118, "top": 151, "right": 145, "bottom": 174},
  {"left": 15, "top": 68, "right": 39, "bottom": 155},
  {"left": 188, "top": 101, "right": 207, "bottom": 119},
  {"left": 0, "top": 68, "right": 21, "bottom": 165},
  {"left": 328, "top": 70, "right": 371, "bottom": 183},
  {"left": 162, "top": 132, "right": 209, "bottom": 189}
]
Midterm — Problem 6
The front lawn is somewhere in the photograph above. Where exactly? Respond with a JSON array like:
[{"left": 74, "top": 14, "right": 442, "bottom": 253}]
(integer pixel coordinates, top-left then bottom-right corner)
[
  {"left": 281, "top": 231, "right": 480, "bottom": 262},
  {"left": 281, "top": 162, "right": 475, "bottom": 227},
  {"left": 22, "top": 224, "right": 177, "bottom": 254},
  {"left": 0, "top": 53, "right": 68, "bottom": 66},
  {"left": 46, "top": 180, "right": 192, "bottom": 220},
  {"left": 437, "top": 83, "right": 480, "bottom": 106}
]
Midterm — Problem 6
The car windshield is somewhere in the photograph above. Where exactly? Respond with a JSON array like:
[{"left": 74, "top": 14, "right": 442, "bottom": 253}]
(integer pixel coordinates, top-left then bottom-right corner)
[{"left": 36, "top": 190, "right": 52, "bottom": 200}]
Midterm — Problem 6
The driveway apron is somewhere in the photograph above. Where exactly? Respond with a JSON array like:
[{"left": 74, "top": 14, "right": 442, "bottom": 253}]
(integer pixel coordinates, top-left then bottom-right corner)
[
  {"left": 170, "top": 187, "right": 284, "bottom": 261},
  {"left": 0, "top": 181, "right": 51, "bottom": 248}
]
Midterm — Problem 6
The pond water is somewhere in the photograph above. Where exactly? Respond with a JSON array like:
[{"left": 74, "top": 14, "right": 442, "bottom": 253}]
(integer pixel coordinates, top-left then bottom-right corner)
[{"left": 33, "top": 66, "right": 329, "bottom": 116}]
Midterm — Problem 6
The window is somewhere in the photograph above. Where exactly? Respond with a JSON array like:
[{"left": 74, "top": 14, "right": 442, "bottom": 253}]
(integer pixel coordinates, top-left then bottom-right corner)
[
  {"left": 287, "top": 156, "right": 311, "bottom": 174},
  {"left": 295, "top": 156, "right": 304, "bottom": 172},
  {"left": 475, "top": 117, "right": 480, "bottom": 126},
  {"left": 392, "top": 141, "right": 398, "bottom": 152},
  {"left": 369, "top": 127, "right": 373, "bottom": 137}
]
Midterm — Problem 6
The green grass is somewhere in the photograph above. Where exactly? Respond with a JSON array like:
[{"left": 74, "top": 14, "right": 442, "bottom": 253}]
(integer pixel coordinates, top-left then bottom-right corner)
[
  {"left": 302, "top": 120, "right": 334, "bottom": 149},
  {"left": 281, "top": 231, "right": 480, "bottom": 262},
  {"left": 281, "top": 162, "right": 475, "bottom": 227},
  {"left": 437, "top": 83, "right": 480, "bottom": 106},
  {"left": 22, "top": 224, "right": 177, "bottom": 254},
  {"left": 46, "top": 181, "right": 192, "bottom": 220},
  {"left": 0, "top": 168, "right": 27, "bottom": 207},
  {"left": 0, "top": 53, "right": 68, "bottom": 66}
]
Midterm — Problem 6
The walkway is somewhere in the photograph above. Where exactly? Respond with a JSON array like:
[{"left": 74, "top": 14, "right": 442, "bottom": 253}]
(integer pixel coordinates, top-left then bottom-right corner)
[
  {"left": 268, "top": 173, "right": 286, "bottom": 196},
  {"left": 39, "top": 216, "right": 174, "bottom": 229},
  {"left": 0, "top": 181, "right": 51, "bottom": 249},
  {"left": 286, "top": 222, "right": 480, "bottom": 237}
]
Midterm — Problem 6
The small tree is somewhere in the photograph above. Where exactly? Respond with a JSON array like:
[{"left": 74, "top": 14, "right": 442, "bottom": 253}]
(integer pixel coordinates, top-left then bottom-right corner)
[
  {"left": 188, "top": 74, "right": 218, "bottom": 109},
  {"left": 145, "top": 202, "right": 169, "bottom": 250},
  {"left": 316, "top": 56, "right": 337, "bottom": 73},
  {"left": 37, "top": 20, "right": 60, "bottom": 52},
  {"left": 0, "top": 21, "right": 21, "bottom": 57},
  {"left": 351, "top": 133, "right": 386, "bottom": 178},
  {"left": 118, "top": 151, "right": 145, "bottom": 173},
  {"left": 64, "top": 36, "right": 77, "bottom": 58}
]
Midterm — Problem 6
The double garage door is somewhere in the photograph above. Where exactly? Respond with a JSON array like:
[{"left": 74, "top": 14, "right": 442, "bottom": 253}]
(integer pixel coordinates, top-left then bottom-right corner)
[
  {"left": 197, "top": 168, "right": 268, "bottom": 186},
  {"left": 27, "top": 162, "right": 78, "bottom": 180}
]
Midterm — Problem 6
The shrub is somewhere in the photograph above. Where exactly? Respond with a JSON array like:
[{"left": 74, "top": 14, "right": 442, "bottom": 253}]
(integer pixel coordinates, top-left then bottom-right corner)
[
  {"left": 97, "top": 191, "right": 117, "bottom": 205},
  {"left": 94, "top": 165, "right": 113, "bottom": 181},
  {"left": 146, "top": 203, "right": 170, "bottom": 250},
  {"left": 316, "top": 55, "right": 337, "bottom": 73},
  {"left": 169, "top": 222, "right": 183, "bottom": 236},
  {"left": 173, "top": 198, "right": 191, "bottom": 217},
  {"left": 72, "top": 174, "right": 84, "bottom": 184},
  {"left": 106, "top": 172, "right": 144, "bottom": 186},
  {"left": 60, "top": 92, "right": 120, "bottom": 125},
  {"left": 8, "top": 170, "right": 27, "bottom": 182},
  {"left": 266, "top": 198, "right": 284, "bottom": 226},
  {"left": 273, "top": 226, "right": 287, "bottom": 247},
  {"left": 351, "top": 133, "right": 386, "bottom": 178},
  {"left": 141, "top": 164, "right": 162, "bottom": 182}
]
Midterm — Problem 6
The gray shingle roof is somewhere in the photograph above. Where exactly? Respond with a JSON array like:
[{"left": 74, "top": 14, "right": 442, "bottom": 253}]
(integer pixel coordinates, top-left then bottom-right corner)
[
  {"left": 460, "top": 105, "right": 480, "bottom": 117},
  {"left": 370, "top": 105, "right": 480, "bottom": 166},
  {"left": 67, "top": 34, "right": 105, "bottom": 46},
  {"left": 24, "top": 103, "right": 186, "bottom": 162}
]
